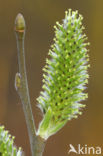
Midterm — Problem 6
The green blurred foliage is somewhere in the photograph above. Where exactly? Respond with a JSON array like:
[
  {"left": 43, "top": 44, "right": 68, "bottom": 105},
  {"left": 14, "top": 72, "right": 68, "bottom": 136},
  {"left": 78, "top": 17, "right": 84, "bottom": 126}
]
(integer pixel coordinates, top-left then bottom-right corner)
[{"left": 0, "top": 0, "right": 103, "bottom": 155}]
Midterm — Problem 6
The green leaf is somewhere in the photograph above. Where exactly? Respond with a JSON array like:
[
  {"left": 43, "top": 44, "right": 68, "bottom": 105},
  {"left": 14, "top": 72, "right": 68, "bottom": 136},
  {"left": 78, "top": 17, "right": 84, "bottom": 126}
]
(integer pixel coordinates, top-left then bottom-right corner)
[
  {"left": 48, "top": 120, "right": 67, "bottom": 137},
  {"left": 37, "top": 107, "right": 52, "bottom": 139}
]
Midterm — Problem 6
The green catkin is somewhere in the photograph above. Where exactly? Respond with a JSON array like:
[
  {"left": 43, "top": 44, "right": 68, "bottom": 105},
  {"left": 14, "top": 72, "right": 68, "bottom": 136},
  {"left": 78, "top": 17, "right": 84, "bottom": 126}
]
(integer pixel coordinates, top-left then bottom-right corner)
[
  {"left": 37, "top": 9, "right": 89, "bottom": 140},
  {"left": 0, "top": 126, "right": 23, "bottom": 156}
]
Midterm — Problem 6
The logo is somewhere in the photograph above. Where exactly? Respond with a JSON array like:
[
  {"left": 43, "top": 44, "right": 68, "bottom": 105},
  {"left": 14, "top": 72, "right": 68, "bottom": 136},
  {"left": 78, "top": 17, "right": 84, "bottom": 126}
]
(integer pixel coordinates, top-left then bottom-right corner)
[{"left": 68, "top": 144, "right": 102, "bottom": 155}]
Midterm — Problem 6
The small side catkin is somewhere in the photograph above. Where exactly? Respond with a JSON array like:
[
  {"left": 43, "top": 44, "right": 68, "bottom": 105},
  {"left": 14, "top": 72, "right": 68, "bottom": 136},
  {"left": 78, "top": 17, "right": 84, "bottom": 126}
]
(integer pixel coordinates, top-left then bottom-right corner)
[
  {"left": 37, "top": 9, "right": 89, "bottom": 140},
  {"left": 0, "top": 126, "right": 23, "bottom": 156}
]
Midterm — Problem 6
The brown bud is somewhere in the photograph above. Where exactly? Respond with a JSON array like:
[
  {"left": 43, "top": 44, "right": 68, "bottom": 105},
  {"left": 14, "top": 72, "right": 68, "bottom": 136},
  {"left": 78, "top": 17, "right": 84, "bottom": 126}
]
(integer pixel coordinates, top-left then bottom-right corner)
[{"left": 15, "top": 13, "right": 25, "bottom": 32}]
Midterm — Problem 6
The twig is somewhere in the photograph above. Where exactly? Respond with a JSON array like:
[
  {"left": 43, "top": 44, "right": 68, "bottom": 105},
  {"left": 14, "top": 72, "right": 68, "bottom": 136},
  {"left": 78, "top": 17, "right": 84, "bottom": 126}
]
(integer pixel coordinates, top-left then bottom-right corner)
[{"left": 14, "top": 13, "right": 45, "bottom": 156}]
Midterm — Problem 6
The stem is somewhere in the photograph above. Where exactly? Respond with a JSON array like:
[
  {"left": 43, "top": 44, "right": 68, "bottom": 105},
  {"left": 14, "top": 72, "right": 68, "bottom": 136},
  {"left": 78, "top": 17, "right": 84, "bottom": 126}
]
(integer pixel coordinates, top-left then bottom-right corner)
[
  {"left": 14, "top": 13, "right": 45, "bottom": 156},
  {"left": 34, "top": 136, "right": 45, "bottom": 156}
]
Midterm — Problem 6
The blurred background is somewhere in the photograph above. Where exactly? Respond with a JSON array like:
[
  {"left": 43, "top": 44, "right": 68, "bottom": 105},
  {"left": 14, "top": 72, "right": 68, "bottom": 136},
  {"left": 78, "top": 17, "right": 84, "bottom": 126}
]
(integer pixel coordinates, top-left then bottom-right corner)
[{"left": 0, "top": 0, "right": 103, "bottom": 155}]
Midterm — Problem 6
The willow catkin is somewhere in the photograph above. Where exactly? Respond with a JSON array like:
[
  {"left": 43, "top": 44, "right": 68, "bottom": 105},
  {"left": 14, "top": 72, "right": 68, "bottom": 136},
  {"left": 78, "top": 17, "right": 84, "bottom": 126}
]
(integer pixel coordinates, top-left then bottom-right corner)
[{"left": 37, "top": 9, "right": 89, "bottom": 140}]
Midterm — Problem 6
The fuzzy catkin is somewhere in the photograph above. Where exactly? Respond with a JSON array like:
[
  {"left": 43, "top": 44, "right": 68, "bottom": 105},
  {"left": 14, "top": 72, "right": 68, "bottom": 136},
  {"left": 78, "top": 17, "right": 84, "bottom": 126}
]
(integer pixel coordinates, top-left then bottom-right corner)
[
  {"left": 0, "top": 126, "right": 22, "bottom": 156},
  {"left": 37, "top": 9, "right": 89, "bottom": 139}
]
